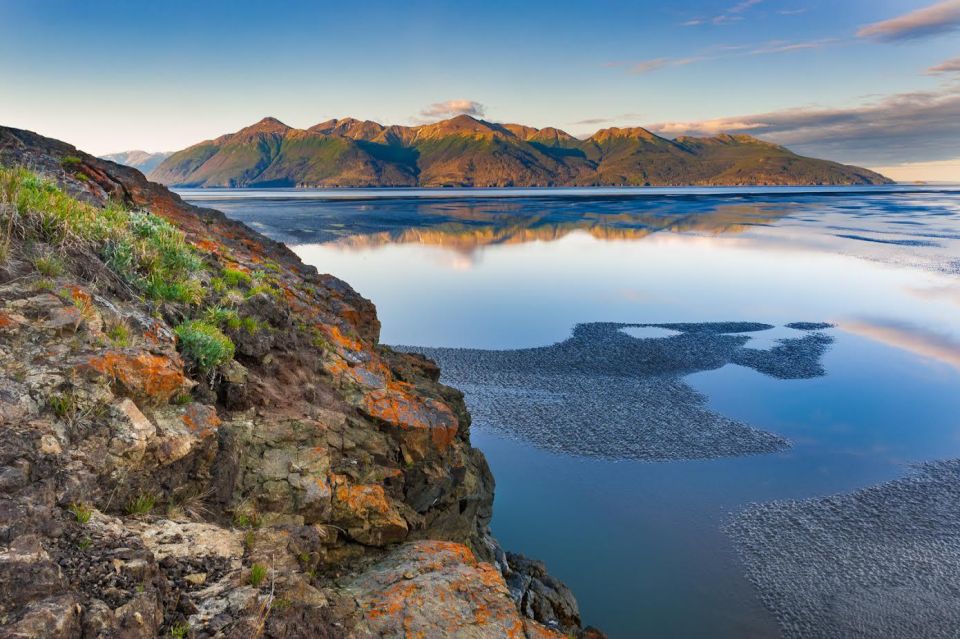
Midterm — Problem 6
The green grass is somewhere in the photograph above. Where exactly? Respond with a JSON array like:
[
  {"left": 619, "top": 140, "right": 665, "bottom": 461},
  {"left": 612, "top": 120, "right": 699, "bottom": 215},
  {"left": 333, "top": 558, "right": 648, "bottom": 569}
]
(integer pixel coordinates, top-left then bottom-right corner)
[
  {"left": 0, "top": 167, "right": 205, "bottom": 305},
  {"left": 48, "top": 392, "right": 76, "bottom": 419},
  {"left": 221, "top": 267, "right": 251, "bottom": 287},
  {"left": 169, "top": 622, "right": 190, "bottom": 638},
  {"left": 174, "top": 320, "right": 235, "bottom": 371},
  {"left": 32, "top": 253, "right": 64, "bottom": 276},
  {"left": 60, "top": 155, "right": 82, "bottom": 166},
  {"left": 77, "top": 536, "right": 92, "bottom": 551},
  {"left": 106, "top": 321, "right": 131, "bottom": 347},
  {"left": 69, "top": 502, "right": 93, "bottom": 524},
  {"left": 248, "top": 563, "right": 268, "bottom": 587},
  {"left": 125, "top": 492, "right": 156, "bottom": 516}
]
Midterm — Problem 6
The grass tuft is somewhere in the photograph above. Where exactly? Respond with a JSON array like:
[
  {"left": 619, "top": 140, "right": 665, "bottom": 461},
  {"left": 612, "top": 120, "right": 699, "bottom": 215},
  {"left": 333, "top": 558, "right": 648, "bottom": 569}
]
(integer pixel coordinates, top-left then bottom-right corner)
[
  {"left": 248, "top": 563, "right": 268, "bottom": 587},
  {"left": 174, "top": 320, "right": 235, "bottom": 372},
  {"left": 125, "top": 492, "right": 156, "bottom": 516},
  {"left": 69, "top": 502, "right": 93, "bottom": 524}
]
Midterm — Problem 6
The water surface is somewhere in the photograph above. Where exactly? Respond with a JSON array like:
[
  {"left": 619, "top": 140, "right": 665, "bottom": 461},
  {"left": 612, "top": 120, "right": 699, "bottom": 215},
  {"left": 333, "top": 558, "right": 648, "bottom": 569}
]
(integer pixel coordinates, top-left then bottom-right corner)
[{"left": 182, "top": 187, "right": 960, "bottom": 638}]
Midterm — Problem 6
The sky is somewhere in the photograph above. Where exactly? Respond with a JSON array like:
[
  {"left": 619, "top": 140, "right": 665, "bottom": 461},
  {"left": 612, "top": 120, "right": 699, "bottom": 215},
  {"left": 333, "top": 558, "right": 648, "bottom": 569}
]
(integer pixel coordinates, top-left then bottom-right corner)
[{"left": 1, "top": 0, "right": 959, "bottom": 181}]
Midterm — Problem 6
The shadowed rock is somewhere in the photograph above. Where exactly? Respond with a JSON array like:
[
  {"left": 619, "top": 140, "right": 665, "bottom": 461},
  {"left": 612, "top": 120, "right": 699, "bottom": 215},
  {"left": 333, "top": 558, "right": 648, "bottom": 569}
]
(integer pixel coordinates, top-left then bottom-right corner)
[{"left": 401, "top": 321, "right": 833, "bottom": 461}]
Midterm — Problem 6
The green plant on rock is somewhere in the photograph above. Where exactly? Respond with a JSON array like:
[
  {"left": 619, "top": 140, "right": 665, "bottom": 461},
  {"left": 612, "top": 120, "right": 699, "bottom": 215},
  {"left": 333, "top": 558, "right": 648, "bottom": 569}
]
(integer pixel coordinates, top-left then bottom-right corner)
[
  {"left": 125, "top": 492, "right": 155, "bottom": 516},
  {"left": 69, "top": 502, "right": 93, "bottom": 524},
  {"left": 106, "top": 320, "right": 130, "bottom": 347},
  {"left": 174, "top": 320, "right": 235, "bottom": 372},
  {"left": 0, "top": 168, "right": 206, "bottom": 305},
  {"left": 77, "top": 536, "right": 92, "bottom": 550},
  {"left": 32, "top": 252, "right": 64, "bottom": 277},
  {"left": 48, "top": 392, "right": 76, "bottom": 419},
  {"left": 169, "top": 622, "right": 190, "bottom": 638},
  {"left": 248, "top": 563, "right": 268, "bottom": 587},
  {"left": 60, "top": 155, "right": 82, "bottom": 166},
  {"left": 221, "top": 267, "right": 251, "bottom": 287}
]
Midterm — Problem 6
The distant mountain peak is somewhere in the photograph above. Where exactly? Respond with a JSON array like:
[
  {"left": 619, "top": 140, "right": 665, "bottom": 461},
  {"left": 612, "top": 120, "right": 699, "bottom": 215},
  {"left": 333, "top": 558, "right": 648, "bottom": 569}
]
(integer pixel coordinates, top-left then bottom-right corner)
[
  {"left": 239, "top": 116, "right": 291, "bottom": 135},
  {"left": 590, "top": 126, "right": 664, "bottom": 143},
  {"left": 149, "top": 116, "right": 892, "bottom": 188}
]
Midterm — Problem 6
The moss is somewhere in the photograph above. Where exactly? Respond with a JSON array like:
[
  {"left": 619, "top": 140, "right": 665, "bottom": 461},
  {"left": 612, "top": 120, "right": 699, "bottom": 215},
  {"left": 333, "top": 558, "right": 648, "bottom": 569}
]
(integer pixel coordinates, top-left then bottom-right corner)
[{"left": 174, "top": 320, "right": 235, "bottom": 371}]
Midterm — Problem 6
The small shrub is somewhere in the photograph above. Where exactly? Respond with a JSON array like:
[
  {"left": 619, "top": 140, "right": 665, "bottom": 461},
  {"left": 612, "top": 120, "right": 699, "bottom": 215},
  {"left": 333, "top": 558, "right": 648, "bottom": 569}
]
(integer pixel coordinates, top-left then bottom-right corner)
[
  {"left": 248, "top": 563, "right": 268, "bottom": 587},
  {"left": 221, "top": 267, "right": 251, "bottom": 287},
  {"left": 169, "top": 622, "right": 190, "bottom": 638},
  {"left": 69, "top": 502, "right": 93, "bottom": 524},
  {"left": 125, "top": 493, "right": 155, "bottom": 516},
  {"left": 60, "top": 155, "right": 82, "bottom": 166},
  {"left": 33, "top": 278, "right": 55, "bottom": 292},
  {"left": 174, "top": 320, "right": 235, "bottom": 371},
  {"left": 32, "top": 253, "right": 64, "bottom": 277}
]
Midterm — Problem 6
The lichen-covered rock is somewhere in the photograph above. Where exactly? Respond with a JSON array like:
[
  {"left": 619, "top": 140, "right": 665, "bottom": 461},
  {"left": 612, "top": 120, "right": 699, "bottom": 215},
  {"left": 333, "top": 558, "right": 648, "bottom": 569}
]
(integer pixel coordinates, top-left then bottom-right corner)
[
  {"left": 348, "top": 541, "right": 566, "bottom": 639},
  {"left": 0, "top": 125, "right": 594, "bottom": 638}
]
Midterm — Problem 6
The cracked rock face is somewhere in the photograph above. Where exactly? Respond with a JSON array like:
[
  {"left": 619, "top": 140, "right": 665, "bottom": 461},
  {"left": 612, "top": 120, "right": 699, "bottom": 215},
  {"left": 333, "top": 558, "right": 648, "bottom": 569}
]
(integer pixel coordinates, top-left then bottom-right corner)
[
  {"left": 402, "top": 321, "right": 833, "bottom": 461},
  {"left": 0, "top": 125, "right": 593, "bottom": 638}
]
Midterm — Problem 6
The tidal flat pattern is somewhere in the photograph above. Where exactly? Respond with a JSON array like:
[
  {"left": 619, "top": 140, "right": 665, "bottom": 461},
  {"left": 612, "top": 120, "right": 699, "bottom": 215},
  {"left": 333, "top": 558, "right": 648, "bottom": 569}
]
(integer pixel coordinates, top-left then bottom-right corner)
[
  {"left": 725, "top": 460, "right": 960, "bottom": 639},
  {"left": 400, "top": 321, "right": 832, "bottom": 461}
]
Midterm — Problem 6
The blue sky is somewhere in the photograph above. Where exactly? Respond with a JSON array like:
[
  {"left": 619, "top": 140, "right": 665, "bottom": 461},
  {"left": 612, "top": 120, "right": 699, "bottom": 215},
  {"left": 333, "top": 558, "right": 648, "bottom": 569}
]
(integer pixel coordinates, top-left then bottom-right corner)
[{"left": 1, "top": 0, "right": 959, "bottom": 179}]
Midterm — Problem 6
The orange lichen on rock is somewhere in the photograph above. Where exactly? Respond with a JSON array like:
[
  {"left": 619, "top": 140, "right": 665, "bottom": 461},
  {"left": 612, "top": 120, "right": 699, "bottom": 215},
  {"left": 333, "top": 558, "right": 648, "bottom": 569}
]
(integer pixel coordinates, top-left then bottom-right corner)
[
  {"left": 351, "top": 541, "right": 565, "bottom": 639},
  {"left": 83, "top": 350, "right": 192, "bottom": 404},
  {"left": 324, "top": 325, "right": 365, "bottom": 354},
  {"left": 365, "top": 388, "right": 459, "bottom": 455},
  {"left": 181, "top": 403, "right": 221, "bottom": 438}
]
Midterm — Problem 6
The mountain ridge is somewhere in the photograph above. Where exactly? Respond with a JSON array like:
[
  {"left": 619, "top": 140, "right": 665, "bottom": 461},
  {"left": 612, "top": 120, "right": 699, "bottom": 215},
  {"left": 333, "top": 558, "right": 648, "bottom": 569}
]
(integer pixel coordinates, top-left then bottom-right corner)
[{"left": 149, "top": 115, "right": 892, "bottom": 188}]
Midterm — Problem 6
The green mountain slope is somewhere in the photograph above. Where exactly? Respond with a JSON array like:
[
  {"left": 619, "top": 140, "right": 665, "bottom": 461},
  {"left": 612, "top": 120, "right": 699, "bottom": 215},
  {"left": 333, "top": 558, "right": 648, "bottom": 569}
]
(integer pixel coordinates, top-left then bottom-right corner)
[{"left": 149, "top": 115, "right": 892, "bottom": 187}]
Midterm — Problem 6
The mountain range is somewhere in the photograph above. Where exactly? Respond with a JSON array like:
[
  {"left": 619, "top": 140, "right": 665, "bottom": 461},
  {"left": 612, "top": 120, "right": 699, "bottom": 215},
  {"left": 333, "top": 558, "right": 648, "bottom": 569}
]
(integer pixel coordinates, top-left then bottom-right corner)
[
  {"left": 100, "top": 149, "right": 172, "bottom": 173},
  {"left": 145, "top": 115, "right": 891, "bottom": 188}
]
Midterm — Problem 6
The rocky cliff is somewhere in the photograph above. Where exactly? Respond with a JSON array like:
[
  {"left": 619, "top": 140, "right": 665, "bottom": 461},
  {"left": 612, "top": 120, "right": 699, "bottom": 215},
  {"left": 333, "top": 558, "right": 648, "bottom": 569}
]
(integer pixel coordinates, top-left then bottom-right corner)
[
  {"left": 0, "top": 125, "right": 600, "bottom": 638},
  {"left": 147, "top": 115, "right": 891, "bottom": 188}
]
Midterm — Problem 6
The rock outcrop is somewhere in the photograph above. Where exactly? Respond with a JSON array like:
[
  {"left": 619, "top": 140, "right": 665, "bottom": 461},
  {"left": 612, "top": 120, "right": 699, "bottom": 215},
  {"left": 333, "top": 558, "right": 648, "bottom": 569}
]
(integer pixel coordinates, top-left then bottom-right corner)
[{"left": 0, "top": 125, "right": 597, "bottom": 638}]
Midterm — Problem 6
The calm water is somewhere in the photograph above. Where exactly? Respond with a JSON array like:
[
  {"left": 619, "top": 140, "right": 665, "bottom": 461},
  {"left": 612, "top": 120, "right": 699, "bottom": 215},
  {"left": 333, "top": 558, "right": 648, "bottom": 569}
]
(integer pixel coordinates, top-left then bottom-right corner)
[{"left": 183, "top": 187, "right": 960, "bottom": 638}]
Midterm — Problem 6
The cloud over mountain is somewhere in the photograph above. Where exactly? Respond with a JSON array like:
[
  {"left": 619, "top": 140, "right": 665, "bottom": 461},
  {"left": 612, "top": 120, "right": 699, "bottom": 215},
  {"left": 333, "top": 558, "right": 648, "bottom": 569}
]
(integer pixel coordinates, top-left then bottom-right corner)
[
  {"left": 419, "top": 100, "right": 486, "bottom": 120},
  {"left": 649, "top": 87, "right": 960, "bottom": 165}
]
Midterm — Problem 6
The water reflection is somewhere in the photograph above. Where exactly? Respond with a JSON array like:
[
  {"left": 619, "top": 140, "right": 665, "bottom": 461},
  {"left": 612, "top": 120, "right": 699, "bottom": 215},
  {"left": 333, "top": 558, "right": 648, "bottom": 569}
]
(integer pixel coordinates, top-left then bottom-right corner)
[{"left": 181, "top": 187, "right": 960, "bottom": 638}]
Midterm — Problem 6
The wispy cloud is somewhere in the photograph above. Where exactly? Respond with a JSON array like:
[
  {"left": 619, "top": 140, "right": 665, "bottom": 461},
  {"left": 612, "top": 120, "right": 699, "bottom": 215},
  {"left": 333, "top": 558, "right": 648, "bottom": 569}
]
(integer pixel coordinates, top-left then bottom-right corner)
[
  {"left": 617, "top": 57, "right": 704, "bottom": 74},
  {"left": 572, "top": 113, "right": 644, "bottom": 126},
  {"left": 857, "top": 0, "right": 960, "bottom": 41},
  {"left": 608, "top": 38, "right": 837, "bottom": 75},
  {"left": 648, "top": 86, "right": 960, "bottom": 165},
  {"left": 749, "top": 38, "right": 837, "bottom": 54},
  {"left": 928, "top": 56, "right": 960, "bottom": 73},
  {"left": 419, "top": 99, "right": 486, "bottom": 120},
  {"left": 683, "top": 0, "right": 764, "bottom": 26}
]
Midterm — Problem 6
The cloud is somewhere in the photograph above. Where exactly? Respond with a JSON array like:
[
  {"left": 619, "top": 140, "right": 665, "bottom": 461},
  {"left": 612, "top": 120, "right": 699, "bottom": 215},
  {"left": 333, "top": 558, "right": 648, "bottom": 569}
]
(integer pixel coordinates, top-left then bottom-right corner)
[
  {"left": 608, "top": 39, "right": 837, "bottom": 76},
  {"left": 857, "top": 0, "right": 960, "bottom": 41},
  {"left": 928, "top": 56, "right": 960, "bottom": 73},
  {"left": 647, "top": 87, "right": 960, "bottom": 165},
  {"left": 624, "top": 57, "right": 703, "bottom": 74},
  {"left": 749, "top": 38, "right": 836, "bottom": 54},
  {"left": 419, "top": 99, "right": 486, "bottom": 120},
  {"left": 682, "top": 0, "right": 764, "bottom": 26}
]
